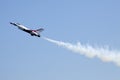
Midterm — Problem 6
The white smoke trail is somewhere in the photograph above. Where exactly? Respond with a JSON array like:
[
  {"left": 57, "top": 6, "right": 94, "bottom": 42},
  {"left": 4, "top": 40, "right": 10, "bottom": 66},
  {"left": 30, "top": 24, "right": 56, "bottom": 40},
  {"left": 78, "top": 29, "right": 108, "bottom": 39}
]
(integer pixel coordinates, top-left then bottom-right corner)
[{"left": 43, "top": 37, "right": 120, "bottom": 66}]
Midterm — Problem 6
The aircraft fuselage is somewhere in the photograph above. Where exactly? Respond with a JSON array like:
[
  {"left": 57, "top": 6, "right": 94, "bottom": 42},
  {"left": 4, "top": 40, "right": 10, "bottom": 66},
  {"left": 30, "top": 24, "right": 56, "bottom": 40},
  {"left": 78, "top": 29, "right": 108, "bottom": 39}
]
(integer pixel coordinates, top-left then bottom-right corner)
[{"left": 10, "top": 22, "right": 43, "bottom": 37}]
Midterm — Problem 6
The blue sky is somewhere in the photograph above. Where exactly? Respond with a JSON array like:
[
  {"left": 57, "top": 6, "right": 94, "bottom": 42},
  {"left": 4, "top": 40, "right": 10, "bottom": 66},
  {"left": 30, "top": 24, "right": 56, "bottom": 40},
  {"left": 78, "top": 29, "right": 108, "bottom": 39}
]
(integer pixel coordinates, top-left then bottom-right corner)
[{"left": 0, "top": 0, "right": 120, "bottom": 80}]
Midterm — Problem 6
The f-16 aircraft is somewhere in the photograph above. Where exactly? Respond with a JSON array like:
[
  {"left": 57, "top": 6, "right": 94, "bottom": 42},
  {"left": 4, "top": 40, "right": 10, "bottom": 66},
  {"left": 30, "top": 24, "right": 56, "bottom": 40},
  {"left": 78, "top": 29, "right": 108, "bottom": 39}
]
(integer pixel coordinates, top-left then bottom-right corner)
[{"left": 10, "top": 22, "right": 44, "bottom": 37}]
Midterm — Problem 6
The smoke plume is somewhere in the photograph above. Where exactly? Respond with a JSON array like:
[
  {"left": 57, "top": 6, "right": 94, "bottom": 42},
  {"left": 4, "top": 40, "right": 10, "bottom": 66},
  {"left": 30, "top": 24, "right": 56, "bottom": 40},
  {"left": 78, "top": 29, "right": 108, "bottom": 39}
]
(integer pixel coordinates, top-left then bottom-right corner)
[{"left": 43, "top": 37, "right": 120, "bottom": 66}]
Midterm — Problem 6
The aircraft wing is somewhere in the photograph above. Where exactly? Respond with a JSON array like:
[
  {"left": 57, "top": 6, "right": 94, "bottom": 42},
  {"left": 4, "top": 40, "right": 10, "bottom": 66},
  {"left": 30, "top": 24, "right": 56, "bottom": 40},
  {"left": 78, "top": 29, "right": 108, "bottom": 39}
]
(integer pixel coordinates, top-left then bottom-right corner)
[{"left": 23, "top": 29, "right": 32, "bottom": 33}]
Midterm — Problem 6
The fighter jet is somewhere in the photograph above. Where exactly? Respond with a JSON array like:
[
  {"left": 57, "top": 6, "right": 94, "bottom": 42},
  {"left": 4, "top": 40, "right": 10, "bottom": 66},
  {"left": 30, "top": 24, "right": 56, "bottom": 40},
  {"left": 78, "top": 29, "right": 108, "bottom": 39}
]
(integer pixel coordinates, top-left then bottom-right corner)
[{"left": 10, "top": 22, "right": 44, "bottom": 37}]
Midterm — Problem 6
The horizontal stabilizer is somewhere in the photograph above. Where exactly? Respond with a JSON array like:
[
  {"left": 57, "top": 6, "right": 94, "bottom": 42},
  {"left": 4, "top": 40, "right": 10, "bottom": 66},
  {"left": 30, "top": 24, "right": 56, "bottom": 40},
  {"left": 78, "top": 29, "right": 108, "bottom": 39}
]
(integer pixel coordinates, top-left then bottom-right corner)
[{"left": 36, "top": 28, "right": 44, "bottom": 32}]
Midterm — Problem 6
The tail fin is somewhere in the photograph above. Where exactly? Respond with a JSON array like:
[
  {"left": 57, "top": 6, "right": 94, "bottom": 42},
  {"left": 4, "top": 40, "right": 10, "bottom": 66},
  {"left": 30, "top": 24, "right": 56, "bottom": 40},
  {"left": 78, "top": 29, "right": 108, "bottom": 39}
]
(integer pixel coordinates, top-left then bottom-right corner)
[{"left": 36, "top": 28, "right": 44, "bottom": 32}]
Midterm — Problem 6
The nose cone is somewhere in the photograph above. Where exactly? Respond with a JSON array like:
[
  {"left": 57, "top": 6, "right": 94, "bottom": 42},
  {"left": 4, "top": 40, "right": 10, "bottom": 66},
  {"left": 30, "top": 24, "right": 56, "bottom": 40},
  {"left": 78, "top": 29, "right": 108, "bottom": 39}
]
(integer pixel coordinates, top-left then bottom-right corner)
[
  {"left": 10, "top": 22, "right": 16, "bottom": 25},
  {"left": 10, "top": 22, "right": 17, "bottom": 26},
  {"left": 10, "top": 22, "right": 13, "bottom": 24}
]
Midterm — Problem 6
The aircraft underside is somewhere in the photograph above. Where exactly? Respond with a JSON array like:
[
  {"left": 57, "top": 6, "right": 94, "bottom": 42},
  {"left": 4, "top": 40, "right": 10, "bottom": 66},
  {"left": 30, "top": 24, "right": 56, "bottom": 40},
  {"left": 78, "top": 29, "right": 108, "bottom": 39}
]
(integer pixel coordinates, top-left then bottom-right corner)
[{"left": 31, "top": 34, "right": 40, "bottom": 37}]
